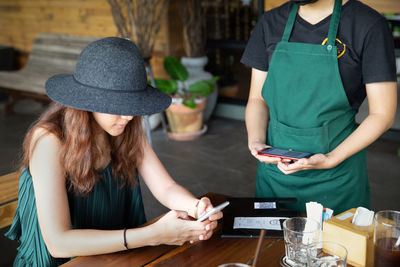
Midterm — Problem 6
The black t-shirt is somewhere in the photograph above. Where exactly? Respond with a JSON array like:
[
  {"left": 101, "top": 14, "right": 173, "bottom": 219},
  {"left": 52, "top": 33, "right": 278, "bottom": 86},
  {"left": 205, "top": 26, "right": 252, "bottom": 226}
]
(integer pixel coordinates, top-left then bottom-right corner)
[{"left": 241, "top": 0, "right": 397, "bottom": 111}]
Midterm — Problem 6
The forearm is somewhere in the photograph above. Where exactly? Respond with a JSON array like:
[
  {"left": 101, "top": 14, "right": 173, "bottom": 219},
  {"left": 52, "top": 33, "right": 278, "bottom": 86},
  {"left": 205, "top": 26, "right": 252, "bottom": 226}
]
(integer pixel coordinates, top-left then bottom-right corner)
[
  {"left": 328, "top": 82, "right": 397, "bottom": 166},
  {"left": 139, "top": 143, "right": 199, "bottom": 218},
  {"left": 246, "top": 98, "right": 269, "bottom": 149},
  {"left": 328, "top": 112, "right": 394, "bottom": 166},
  {"left": 46, "top": 224, "right": 159, "bottom": 258},
  {"left": 157, "top": 182, "right": 199, "bottom": 218}
]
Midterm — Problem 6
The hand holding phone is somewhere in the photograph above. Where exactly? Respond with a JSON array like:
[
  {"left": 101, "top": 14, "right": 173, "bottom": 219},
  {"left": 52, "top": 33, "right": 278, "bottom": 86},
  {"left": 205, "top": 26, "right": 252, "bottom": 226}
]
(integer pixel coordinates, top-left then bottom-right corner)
[
  {"left": 257, "top": 147, "right": 313, "bottom": 161},
  {"left": 197, "top": 201, "right": 230, "bottom": 222}
]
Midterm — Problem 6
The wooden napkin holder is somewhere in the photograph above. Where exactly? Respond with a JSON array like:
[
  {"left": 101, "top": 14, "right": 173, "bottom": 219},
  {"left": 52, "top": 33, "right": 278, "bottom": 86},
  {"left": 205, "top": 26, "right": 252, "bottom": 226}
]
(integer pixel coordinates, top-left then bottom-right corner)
[{"left": 322, "top": 208, "right": 374, "bottom": 267}]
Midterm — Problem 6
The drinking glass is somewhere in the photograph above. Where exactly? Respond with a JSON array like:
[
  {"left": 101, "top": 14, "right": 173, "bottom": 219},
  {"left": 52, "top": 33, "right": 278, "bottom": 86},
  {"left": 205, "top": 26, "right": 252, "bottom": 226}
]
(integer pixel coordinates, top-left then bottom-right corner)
[
  {"left": 282, "top": 217, "right": 321, "bottom": 266},
  {"left": 374, "top": 210, "right": 400, "bottom": 267},
  {"left": 307, "top": 241, "right": 347, "bottom": 266}
]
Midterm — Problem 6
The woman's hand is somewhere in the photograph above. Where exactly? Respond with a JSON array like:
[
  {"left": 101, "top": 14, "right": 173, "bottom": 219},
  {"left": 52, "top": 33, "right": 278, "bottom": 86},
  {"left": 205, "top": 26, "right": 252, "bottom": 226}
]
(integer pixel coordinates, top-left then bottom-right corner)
[
  {"left": 154, "top": 209, "right": 218, "bottom": 246},
  {"left": 195, "top": 197, "right": 223, "bottom": 222},
  {"left": 250, "top": 142, "right": 281, "bottom": 164},
  {"left": 193, "top": 197, "right": 221, "bottom": 242},
  {"left": 276, "top": 153, "right": 336, "bottom": 175}
]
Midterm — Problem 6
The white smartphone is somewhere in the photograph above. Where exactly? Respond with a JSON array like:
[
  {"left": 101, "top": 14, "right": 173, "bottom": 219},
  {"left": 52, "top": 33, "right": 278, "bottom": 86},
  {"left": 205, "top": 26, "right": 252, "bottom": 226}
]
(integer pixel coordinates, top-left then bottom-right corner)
[{"left": 196, "top": 201, "right": 230, "bottom": 222}]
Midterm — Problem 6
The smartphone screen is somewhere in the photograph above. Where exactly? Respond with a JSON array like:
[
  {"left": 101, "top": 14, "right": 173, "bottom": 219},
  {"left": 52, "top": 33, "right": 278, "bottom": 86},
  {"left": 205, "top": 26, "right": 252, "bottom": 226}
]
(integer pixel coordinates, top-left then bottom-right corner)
[{"left": 258, "top": 147, "right": 312, "bottom": 160}]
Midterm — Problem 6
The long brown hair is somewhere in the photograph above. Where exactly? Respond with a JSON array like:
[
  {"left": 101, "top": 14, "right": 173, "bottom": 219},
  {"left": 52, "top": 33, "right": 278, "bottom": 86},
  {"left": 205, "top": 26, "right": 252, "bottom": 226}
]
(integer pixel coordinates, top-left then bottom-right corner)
[{"left": 22, "top": 102, "right": 144, "bottom": 194}]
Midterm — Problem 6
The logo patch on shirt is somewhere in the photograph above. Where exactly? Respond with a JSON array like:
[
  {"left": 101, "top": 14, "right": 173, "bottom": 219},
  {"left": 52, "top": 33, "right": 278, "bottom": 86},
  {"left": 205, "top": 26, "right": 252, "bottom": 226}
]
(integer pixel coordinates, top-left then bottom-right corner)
[{"left": 321, "top": 38, "right": 346, "bottom": 58}]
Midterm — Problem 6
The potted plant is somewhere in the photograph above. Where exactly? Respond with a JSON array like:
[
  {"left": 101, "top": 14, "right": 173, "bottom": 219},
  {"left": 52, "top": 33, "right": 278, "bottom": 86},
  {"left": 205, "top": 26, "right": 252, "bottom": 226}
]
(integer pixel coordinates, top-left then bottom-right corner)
[{"left": 154, "top": 56, "right": 218, "bottom": 140}]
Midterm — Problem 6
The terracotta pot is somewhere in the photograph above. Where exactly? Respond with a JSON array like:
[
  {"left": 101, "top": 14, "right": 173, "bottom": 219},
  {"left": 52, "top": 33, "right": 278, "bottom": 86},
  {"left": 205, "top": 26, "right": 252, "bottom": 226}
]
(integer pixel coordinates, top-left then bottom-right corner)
[
  {"left": 166, "top": 125, "right": 208, "bottom": 141},
  {"left": 166, "top": 99, "right": 206, "bottom": 133}
]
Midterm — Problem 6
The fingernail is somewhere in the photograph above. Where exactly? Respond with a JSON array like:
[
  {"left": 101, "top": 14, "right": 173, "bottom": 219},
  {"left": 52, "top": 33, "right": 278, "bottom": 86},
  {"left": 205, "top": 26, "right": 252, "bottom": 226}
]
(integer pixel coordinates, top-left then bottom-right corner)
[
  {"left": 199, "top": 235, "right": 204, "bottom": 240},
  {"left": 206, "top": 225, "right": 210, "bottom": 230}
]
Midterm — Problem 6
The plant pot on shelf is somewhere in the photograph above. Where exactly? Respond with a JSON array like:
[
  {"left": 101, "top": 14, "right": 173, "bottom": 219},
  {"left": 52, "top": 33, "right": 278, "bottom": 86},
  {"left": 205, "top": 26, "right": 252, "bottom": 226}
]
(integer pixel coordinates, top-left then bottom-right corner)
[
  {"left": 165, "top": 98, "right": 207, "bottom": 141},
  {"left": 180, "top": 56, "right": 218, "bottom": 123},
  {"left": 154, "top": 56, "right": 218, "bottom": 140}
]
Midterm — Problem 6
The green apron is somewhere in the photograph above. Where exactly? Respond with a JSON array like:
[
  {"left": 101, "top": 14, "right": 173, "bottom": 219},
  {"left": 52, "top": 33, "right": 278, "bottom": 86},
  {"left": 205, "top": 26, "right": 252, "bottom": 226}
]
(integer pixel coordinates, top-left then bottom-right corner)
[{"left": 255, "top": 0, "right": 369, "bottom": 214}]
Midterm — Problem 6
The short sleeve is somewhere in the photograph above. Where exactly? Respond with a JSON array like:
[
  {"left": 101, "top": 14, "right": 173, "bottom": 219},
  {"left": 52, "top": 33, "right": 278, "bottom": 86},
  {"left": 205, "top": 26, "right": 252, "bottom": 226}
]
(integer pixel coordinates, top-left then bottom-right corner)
[
  {"left": 362, "top": 16, "right": 397, "bottom": 84},
  {"left": 240, "top": 17, "right": 269, "bottom": 71}
]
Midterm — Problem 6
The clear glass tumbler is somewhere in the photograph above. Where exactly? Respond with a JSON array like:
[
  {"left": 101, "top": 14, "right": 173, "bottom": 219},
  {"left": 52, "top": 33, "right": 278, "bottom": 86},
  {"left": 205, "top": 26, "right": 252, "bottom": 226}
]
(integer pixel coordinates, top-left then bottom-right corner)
[
  {"left": 307, "top": 241, "right": 347, "bottom": 266},
  {"left": 374, "top": 210, "right": 400, "bottom": 267},
  {"left": 282, "top": 217, "right": 321, "bottom": 266}
]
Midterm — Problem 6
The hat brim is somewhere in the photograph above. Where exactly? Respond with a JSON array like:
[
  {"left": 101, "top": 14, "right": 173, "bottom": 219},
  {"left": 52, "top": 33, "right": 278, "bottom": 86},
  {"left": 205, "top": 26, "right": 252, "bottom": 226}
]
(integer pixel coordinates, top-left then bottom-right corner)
[{"left": 46, "top": 74, "right": 171, "bottom": 116}]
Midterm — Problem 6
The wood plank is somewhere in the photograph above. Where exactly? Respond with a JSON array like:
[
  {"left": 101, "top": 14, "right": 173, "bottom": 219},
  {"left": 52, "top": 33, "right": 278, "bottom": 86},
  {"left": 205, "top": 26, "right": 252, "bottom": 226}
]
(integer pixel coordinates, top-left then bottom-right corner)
[
  {"left": 146, "top": 234, "right": 276, "bottom": 266},
  {"left": 264, "top": 0, "right": 286, "bottom": 11},
  {"left": 0, "top": 0, "right": 118, "bottom": 54},
  {"left": 0, "top": 171, "right": 20, "bottom": 205},
  {"left": 264, "top": 0, "right": 400, "bottom": 13},
  {"left": 0, "top": 0, "right": 109, "bottom": 9},
  {"left": 0, "top": 171, "right": 20, "bottom": 228},
  {"left": 0, "top": 201, "right": 18, "bottom": 228},
  {"left": 0, "top": 0, "right": 111, "bottom": 9},
  {"left": 62, "top": 245, "right": 177, "bottom": 267},
  {"left": 0, "top": 0, "right": 169, "bottom": 57},
  {"left": 360, "top": 0, "right": 400, "bottom": 13}
]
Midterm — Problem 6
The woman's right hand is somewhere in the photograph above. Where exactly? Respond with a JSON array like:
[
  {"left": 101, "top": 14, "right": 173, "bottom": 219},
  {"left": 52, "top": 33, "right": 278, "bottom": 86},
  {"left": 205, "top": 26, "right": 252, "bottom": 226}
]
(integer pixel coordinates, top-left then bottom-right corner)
[
  {"left": 153, "top": 210, "right": 209, "bottom": 246},
  {"left": 249, "top": 142, "right": 281, "bottom": 164}
]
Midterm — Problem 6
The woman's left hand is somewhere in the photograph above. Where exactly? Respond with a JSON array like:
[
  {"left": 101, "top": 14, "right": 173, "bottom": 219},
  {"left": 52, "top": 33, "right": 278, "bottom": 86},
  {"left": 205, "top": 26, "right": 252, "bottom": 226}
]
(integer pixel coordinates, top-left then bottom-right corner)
[{"left": 276, "top": 153, "right": 336, "bottom": 175}]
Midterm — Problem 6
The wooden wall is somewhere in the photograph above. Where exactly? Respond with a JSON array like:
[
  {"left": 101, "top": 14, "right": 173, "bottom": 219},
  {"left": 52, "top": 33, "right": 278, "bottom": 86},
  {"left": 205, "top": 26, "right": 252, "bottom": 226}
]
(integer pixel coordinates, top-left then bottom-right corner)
[
  {"left": 264, "top": 0, "right": 400, "bottom": 13},
  {"left": 0, "top": 0, "right": 182, "bottom": 76}
]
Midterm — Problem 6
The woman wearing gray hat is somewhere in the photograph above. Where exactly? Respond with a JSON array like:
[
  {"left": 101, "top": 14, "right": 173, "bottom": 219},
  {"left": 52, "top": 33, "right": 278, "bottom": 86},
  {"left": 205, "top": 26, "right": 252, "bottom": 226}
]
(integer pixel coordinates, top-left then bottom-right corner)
[{"left": 5, "top": 37, "right": 221, "bottom": 266}]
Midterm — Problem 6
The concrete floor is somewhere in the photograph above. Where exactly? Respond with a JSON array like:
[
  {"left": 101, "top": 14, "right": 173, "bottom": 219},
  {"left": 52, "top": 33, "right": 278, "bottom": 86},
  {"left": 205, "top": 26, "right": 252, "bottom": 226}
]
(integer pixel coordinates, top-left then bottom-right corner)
[{"left": 1, "top": 98, "right": 400, "bottom": 266}]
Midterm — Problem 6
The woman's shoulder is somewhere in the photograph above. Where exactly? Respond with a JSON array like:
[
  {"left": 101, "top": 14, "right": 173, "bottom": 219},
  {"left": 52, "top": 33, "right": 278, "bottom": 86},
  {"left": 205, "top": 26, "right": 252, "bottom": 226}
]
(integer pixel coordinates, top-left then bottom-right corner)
[
  {"left": 29, "top": 127, "right": 62, "bottom": 164},
  {"left": 31, "top": 127, "right": 61, "bottom": 148},
  {"left": 28, "top": 127, "right": 66, "bottom": 183}
]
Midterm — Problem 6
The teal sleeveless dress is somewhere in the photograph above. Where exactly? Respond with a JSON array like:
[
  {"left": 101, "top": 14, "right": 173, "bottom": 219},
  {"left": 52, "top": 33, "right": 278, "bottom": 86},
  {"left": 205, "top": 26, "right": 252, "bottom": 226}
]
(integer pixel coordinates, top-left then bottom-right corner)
[{"left": 5, "top": 163, "right": 146, "bottom": 267}]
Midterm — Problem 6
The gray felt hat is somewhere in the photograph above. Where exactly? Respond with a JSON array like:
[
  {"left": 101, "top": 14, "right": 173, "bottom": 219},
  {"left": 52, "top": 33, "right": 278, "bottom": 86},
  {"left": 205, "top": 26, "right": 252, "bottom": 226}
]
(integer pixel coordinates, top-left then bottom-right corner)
[{"left": 45, "top": 37, "right": 171, "bottom": 116}]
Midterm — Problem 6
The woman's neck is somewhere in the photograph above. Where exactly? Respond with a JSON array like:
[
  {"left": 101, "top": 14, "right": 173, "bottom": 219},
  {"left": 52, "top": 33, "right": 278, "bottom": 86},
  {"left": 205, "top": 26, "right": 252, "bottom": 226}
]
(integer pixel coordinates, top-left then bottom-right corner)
[{"left": 298, "top": 0, "right": 348, "bottom": 25}]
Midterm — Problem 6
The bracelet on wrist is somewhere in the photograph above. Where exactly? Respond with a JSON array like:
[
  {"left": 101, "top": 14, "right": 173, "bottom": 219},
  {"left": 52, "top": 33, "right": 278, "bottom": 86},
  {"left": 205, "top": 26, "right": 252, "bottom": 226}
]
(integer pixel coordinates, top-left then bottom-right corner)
[{"left": 123, "top": 228, "right": 129, "bottom": 250}]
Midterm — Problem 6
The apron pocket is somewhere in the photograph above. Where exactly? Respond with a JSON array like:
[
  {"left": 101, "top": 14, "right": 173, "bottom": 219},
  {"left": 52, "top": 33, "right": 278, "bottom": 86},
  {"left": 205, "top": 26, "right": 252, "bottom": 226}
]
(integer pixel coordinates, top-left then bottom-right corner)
[{"left": 268, "top": 119, "right": 330, "bottom": 154}]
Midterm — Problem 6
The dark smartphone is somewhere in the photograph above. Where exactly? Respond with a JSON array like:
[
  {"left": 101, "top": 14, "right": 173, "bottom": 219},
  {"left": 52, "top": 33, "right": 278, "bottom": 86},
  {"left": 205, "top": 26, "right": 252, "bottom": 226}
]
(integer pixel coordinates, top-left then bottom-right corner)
[{"left": 257, "top": 147, "right": 313, "bottom": 161}]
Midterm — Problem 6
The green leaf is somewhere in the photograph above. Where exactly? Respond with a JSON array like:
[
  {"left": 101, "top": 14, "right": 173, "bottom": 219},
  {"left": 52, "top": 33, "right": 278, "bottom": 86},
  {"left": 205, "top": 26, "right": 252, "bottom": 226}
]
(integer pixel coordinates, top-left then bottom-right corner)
[
  {"left": 189, "top": 81, "right": 212, "bottom": 96},
  {"left": 154, "top": 78, "right": 178, "bottom": 94},
  {"left": 188, "top": 76, "right": 219, "bottom": 96},
  {"left": 164, "top": 57, "right": 188, "bottom": 82},
  {"left": 183, "top": 98, "right": 196, "bottom": 109}
]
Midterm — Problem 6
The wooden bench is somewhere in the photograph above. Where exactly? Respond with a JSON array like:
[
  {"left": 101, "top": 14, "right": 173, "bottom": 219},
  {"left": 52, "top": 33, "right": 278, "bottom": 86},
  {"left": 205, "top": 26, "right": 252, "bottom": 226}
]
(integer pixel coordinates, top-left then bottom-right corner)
[
  {"left": 0, "top": 33, "right": 100, "bottom": 113},
  {"left": 0, "top": 171, "right": 20, "bottom": 228}
]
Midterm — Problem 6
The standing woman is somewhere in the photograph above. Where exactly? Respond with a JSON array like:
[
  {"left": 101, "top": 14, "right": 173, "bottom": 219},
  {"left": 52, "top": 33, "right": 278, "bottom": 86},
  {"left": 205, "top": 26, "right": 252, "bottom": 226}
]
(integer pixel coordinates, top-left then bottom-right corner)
[
  {"left": 241, "top": 0, "right": 397, "bottom": 213},
  {"left": 6, "top": 37, "right": 221, "bottom": 266}
]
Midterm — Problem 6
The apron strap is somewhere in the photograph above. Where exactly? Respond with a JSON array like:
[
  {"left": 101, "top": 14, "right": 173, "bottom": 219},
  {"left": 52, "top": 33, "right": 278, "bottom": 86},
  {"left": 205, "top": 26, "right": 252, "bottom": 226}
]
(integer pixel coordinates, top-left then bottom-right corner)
[
  {"left": 327, "top": 0, "right": 342, "bottom": 47},
  {"left": 282, "top": 4, "right": 299, "bottom": 42},
  {"left": 282, "top": 0, "right": 342, "bottom": 49}
]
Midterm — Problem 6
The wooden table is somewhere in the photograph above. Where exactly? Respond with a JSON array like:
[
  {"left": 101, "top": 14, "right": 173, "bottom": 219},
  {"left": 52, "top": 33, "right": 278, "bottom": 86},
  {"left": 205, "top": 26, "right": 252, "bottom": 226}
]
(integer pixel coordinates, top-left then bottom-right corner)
[
  {"left": 0, "top": 171, "right": 20, "bottom": 228},
  {"left": 62, "top": 193, "right": 286, "bottom": 267}
]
